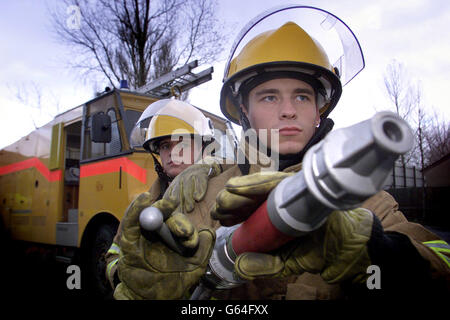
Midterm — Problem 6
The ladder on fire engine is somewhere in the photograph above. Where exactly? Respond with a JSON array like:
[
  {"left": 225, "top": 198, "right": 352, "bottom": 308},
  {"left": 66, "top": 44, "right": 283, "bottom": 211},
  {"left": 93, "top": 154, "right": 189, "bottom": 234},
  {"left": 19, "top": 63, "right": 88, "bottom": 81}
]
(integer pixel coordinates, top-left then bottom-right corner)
[{"left": 136, "top": 60, "right": 213, "bottom": 98}]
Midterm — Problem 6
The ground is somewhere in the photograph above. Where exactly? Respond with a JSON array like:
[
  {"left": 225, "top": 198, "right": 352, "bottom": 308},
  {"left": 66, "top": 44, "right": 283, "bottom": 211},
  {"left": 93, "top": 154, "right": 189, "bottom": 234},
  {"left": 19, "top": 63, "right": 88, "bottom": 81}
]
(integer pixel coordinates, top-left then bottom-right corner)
[{"left": 2, "top": 225, "right": 449, "bottom": 301}]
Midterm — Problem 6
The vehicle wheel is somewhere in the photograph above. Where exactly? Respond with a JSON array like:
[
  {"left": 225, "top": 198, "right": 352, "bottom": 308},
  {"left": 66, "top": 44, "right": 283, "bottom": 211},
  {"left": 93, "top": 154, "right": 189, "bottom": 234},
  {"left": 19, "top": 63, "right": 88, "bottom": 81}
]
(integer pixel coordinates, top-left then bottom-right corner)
[{"left": 83, "top": 222, "right": 118, "bottom": 299}]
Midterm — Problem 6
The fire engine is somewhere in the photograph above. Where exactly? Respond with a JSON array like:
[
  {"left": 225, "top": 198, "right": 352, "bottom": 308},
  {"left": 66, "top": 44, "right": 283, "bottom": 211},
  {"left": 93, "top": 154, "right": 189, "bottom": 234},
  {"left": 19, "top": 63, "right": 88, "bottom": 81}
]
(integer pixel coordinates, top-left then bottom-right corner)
[{"left": 0, "top": 61, "right": 237, "bottom": 297}]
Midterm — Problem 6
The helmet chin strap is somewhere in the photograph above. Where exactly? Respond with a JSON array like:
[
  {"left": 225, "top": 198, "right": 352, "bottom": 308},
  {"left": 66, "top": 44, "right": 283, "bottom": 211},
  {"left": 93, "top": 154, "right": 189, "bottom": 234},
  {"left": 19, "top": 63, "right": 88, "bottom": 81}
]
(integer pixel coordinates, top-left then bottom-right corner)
[
  {"left": 238, "top": 104, "right": 252, "bottom": 132},
  {"left": 150, "top": 153, "right": 173, "bottom": 196}
]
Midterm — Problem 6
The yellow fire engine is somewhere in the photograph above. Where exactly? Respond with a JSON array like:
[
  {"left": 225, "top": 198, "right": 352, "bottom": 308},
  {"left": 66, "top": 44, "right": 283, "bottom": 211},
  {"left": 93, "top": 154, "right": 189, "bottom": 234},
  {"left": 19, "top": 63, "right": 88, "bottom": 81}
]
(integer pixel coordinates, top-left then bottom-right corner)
[{"left": 0, "top": 61, "right": 237, "bottom": 297}]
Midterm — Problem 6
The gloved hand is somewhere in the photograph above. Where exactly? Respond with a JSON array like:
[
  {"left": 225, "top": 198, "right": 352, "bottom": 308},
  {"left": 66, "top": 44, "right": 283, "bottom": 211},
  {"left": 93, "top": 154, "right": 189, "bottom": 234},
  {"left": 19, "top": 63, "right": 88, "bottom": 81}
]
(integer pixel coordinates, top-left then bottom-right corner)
[
  {"left": 114, "top": 193, "right": 215, "bottom": 300},
  {"left": 234, "top": 208, "right": 374, "bottom": 284},
  {"left": 164, "top": 156, "right": 223, "bottom": 213},
  {"left": 210, "top": 171, "right": 294, "bottom": 226}
]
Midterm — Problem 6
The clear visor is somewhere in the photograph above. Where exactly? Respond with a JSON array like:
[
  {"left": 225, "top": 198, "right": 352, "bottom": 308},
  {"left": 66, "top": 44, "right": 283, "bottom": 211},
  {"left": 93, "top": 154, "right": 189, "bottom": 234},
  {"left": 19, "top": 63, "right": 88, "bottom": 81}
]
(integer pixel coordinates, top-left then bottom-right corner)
[
  {"left": 224, "top": 5, "right": 365, "bottom": 86},
  {"left": 130, "top": 117, "right": 152, "bottom": 148},
  {"left": 129, "top": 99, "right": 171, "bottom": 149}
]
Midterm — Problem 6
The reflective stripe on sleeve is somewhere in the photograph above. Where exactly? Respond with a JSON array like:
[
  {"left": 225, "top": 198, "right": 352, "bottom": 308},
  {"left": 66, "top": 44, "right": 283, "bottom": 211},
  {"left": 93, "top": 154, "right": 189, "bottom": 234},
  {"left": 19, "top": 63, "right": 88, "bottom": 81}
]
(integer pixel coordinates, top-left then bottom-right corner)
[
  {"left": 107, "top": 242, "right": 121, "bottom": 255},
  {"left": 423, "top": 240, "right": 450, "bottom": 268},
  {"left": 107, "top": 258, "right": 119, "bottom": 280}
]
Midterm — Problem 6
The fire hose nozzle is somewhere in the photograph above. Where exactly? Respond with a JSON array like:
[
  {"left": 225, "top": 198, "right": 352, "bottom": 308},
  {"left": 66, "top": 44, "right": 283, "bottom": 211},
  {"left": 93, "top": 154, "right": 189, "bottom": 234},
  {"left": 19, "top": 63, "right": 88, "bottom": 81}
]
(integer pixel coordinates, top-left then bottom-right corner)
[
  {"left": 139, "top": 207, "right": 187, "bottom": 255},
  {"left": 267, "top": 111, "right": 415, "bottom": 238}
]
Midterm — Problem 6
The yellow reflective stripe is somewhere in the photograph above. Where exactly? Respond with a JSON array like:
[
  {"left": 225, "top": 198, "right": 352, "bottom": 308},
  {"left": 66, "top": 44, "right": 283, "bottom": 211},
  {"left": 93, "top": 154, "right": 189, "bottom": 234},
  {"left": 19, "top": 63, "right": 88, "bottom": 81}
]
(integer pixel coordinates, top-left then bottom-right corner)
[
  {"left": 423, "top": 240, "right": 450, "bottom": 268},
  {"left": 434, "top": 247, "right": 450, "bottom": 253},
  {"left": 424, "top": 240, "right": 447, "bottom": 244},
  {"left": 430, "top": 250, "right": 450, "bottom": 268},
  {"left": 423, "top": 240, "right": 450, "bottom": 252},
  {"left": 107, "top": 242, "right": 121, "bottom": 255},
  {"left": 107, "top": 258, "right": 119, "bottom": 279}
]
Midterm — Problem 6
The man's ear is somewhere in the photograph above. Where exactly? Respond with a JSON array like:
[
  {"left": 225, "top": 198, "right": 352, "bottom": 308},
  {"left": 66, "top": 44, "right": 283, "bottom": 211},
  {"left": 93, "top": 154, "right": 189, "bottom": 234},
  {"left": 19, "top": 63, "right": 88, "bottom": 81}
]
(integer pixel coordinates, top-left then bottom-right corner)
[
  {"left": 315, "top": 106, "right": 321, "bottom": 127},
  {"left": 240, "top": 103, "right": 248, "bottom": 117}
]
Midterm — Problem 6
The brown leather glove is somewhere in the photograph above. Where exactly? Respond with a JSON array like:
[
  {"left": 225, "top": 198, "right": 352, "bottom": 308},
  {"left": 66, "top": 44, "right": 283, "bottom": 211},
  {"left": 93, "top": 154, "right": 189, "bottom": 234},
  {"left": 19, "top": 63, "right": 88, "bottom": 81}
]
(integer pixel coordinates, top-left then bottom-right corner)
[
  {"left": 210, "top": 171, "right": 293, "bottom": 226},
  {"left": 114, "top": 194, "right": 215, "bottom": 300},
  {"left": 209, "top": 171, "right": 374, "bottom": 284},
  {"left": 164, "top": 157, "right": 223, "bottom": 213},
  {"left": 234, "top": 208, "right": 374, "bottom": 284}
]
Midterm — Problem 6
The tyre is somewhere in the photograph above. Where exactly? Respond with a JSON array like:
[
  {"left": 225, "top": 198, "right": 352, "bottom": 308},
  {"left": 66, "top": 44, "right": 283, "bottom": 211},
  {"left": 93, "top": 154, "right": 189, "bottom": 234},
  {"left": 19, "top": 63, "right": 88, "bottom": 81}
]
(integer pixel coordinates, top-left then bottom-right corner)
[{"left": 83, "top": 222, "right": 118, "bottom": 299}]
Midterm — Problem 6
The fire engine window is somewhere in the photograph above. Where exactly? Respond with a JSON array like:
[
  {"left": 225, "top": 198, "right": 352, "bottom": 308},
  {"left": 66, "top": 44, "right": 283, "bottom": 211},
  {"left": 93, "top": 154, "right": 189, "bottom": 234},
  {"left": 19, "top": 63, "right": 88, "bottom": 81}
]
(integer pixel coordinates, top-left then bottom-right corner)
[
  {"left": 106, "top": 109, "right": 122, "bottom": 154},
  {"left": 65, "top": 121, "right": 81, "bottom": 161},
  {"left": 125, "top": 109, "right": 142, "bottom": 144},
  {"left": 65, "top": 121, "right": 81, "bottom": 184}
]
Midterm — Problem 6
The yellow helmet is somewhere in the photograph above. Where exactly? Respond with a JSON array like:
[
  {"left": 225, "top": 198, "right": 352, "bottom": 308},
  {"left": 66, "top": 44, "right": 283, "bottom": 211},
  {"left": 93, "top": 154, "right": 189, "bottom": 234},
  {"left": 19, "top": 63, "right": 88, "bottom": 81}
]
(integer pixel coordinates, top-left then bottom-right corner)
[
  {"left": 220, "top": 5, "right": 364, "bottom": 125},
  {"left": 130, "top": 99, "right": 169, "bottom": 149},
  {"left": 142, "top": 99, "right": 214, "bottom": 153}
]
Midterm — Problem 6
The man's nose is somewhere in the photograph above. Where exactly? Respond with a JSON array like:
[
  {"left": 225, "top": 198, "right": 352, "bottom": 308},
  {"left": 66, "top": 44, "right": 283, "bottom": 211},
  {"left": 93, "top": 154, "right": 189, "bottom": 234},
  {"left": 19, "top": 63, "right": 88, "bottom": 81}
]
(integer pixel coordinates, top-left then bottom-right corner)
[{"left": 279, "top": 99, "right": 297, "bottom": 119}]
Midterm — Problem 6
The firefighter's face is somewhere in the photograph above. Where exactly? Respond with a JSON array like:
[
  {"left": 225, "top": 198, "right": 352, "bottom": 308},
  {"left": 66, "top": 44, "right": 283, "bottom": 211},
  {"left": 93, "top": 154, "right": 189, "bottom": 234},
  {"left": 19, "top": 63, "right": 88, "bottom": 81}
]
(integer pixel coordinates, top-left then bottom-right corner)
[
  {"left": 242, "top": 78, "right": 320, "bottom": 155},
  {"left": 158, "top": 137, "right": 202, "bottom": 178}
]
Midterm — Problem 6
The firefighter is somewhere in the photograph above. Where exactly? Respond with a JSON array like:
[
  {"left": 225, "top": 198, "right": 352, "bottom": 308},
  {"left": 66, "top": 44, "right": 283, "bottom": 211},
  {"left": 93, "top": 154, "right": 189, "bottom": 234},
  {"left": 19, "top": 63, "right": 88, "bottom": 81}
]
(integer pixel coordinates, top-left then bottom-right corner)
[
  {"left": 114, "top": 6, "right": 450, "bottom": 300},
  {"left": 105, "top": 99, "right": 224, "bottom": 291}
]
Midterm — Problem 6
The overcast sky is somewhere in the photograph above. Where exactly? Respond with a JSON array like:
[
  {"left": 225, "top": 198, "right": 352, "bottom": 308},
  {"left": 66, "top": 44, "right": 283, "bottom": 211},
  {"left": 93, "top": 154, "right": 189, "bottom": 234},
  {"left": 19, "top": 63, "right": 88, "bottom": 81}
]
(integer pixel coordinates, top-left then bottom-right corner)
[{"left": 1, "top": 0, "right": 449, "bottom": 149}]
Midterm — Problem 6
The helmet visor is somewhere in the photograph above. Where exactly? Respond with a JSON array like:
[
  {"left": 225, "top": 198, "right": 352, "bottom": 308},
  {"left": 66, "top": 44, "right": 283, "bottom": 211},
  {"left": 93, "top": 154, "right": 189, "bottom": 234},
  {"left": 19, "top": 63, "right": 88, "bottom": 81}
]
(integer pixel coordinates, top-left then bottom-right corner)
[
  {"left": 129, "top": 99, "right": 172, "bottom": 149},
  {"left": 130, "top": 117, "right": 151, "bottom": 148},
  {"left": 224, "top": 5, "right": 365, "bottom": 87}
]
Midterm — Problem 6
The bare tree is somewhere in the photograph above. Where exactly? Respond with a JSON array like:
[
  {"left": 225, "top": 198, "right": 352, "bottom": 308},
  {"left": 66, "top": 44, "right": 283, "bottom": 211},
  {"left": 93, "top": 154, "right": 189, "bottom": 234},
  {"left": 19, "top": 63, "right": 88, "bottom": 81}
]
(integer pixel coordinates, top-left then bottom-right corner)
[
  {"left": 383, "top": 59, "right": 415, "bottom": 168},
  {"left": 408, "top": 81, "right": 429, "bottom": 170},
  {"left": 49, "top": 0, "right": 226, "bottom": 89},
  {"left": 152, "top": 36, "right": 177, "bottom": 80},
  {"left": 383, "top": 59, "right": 414, "bottom": 119},
  {"left": 383, "top": 60, "right": 450, "bottom": 170},
  {"left": 8, "top": 81, "right": 61, "bottom": 129},
  {"left": 424, "top": 110, "right": 450, "bottom": 166}
]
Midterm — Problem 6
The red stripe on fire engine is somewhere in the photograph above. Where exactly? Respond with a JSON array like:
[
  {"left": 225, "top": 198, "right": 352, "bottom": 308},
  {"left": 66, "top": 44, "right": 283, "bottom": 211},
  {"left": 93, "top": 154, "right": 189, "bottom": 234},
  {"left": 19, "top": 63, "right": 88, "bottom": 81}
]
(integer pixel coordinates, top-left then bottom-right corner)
[
  {"left": 0, "top": 157, "right": 62, "bottom": 182},
  {"left": 80, "top": 157, "right": 147, "bottom": 184}
]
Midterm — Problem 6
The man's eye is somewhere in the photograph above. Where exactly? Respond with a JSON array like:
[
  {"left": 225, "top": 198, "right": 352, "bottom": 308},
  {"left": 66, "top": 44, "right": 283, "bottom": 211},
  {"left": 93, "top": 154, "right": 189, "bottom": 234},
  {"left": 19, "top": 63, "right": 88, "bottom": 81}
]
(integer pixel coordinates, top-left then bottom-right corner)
[
  {"left": 160, "top": 144, "right": 169, "bottom": 151},
  {"left": 295, "top": 95, "right": 309, "bottom": 102},
  {"left": 262, "top": 95, "right": 277, "bottom": 102}
]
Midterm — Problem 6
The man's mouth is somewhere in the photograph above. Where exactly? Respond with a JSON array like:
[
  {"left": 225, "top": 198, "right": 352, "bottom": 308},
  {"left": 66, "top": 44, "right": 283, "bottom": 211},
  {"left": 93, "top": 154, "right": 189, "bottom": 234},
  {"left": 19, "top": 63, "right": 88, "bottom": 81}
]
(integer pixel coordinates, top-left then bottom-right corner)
[
  {"left": 167, "top": 160, "right": 177, "bottom": 167},
  {"left": 278, "top": 126, "right": 302, "bottom": 136}
]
